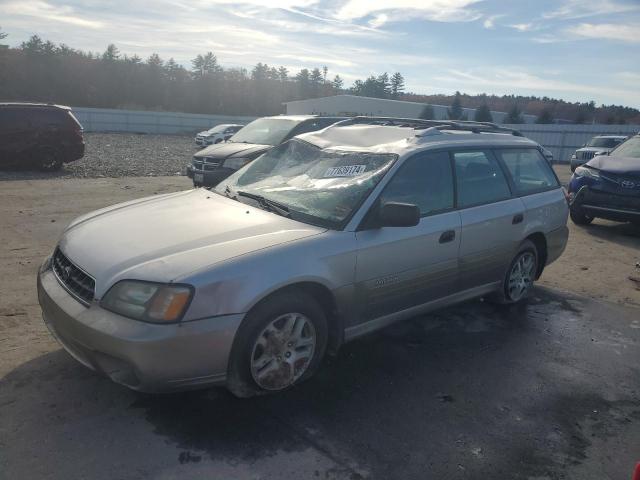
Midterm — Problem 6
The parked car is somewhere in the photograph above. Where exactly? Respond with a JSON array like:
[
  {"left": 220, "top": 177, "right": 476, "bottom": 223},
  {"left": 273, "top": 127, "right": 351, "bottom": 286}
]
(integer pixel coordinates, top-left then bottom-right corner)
[
  {"left": 187, "top": 115, "right": 345, "bottom": 187},
  {"left": 570, "top": 135, "right": 627, "bottom": 172},
  {"left": 568, "top": 133, "right": 640, "bottom": 225},
  {"left": 195, "top": 123, "right": 243, "bottom": 147},
  {"left": 0, "top": 103, "right": 85, "bottom": 171},
  {"left": 38, "top": 117, "right": 568, "bottom": 397}
]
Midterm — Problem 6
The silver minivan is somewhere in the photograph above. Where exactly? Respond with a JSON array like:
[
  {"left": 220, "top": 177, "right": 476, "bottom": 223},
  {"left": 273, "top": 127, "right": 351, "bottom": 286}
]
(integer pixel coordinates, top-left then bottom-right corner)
[{"left": 37, "top": 118, "right": 569, "bottom": 396}]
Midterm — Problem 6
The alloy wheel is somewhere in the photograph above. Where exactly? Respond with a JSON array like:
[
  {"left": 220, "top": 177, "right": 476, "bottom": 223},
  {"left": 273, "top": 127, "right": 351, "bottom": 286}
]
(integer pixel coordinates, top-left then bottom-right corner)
[
  {"left": 507, "top": 252, "right": 536, "bottom": 301},
  {"left": 250, "top": 312, "right": 316, "bottom": 391}
]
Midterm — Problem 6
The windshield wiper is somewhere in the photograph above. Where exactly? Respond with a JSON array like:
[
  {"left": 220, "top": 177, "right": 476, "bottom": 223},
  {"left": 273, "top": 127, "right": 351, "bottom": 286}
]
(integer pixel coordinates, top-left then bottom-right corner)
[{"left": 237, "top": 191, "right": 291, "bottom": 218}]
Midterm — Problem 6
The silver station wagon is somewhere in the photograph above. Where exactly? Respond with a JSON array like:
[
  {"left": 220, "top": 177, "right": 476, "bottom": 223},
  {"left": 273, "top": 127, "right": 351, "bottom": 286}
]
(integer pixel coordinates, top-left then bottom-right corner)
[{"left": 38, "top": 117, "right": 569, "bottom": 396}]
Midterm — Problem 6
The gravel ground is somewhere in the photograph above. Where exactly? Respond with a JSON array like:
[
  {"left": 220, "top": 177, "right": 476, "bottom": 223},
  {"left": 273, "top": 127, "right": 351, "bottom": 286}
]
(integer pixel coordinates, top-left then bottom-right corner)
[{"left": 0, "top": 133, "right": 197, "bottom": 181}]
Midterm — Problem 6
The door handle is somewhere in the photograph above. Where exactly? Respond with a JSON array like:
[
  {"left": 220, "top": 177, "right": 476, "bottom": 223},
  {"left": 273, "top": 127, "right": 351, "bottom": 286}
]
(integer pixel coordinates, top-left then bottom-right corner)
[
  {"left": 512, "top": 213, "right": 524, "bottom": 224},
  {"left": 439, "top": 230, "right": 456, "bottom": 244}
]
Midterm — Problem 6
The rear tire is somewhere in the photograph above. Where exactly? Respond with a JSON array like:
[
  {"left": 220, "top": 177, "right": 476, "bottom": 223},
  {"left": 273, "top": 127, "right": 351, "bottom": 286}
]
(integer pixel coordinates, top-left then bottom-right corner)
[
  {"left": 570, "top": 209, "right": 594, "bottom": 225},
  {"left": 38, "top": 150, "right": 63, "bottom": 172},
  {"left": 491, "top": 240, "right": 538, "bottom": 305},
  {"left": 226, "top": 290, "right": 328, "bottom": 398}
]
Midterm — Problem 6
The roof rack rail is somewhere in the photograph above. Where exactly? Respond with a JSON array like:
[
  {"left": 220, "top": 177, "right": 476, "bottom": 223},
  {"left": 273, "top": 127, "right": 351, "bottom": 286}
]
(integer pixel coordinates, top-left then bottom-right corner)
[{"left": 336, "top": 116, "right": 524, "bottom": 137}]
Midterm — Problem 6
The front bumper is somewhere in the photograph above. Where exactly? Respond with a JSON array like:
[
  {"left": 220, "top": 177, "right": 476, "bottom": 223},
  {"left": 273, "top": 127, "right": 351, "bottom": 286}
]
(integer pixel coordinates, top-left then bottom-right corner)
[
  {"left": 37, "top": 268, "right": 244, "bottom": 392},
  {"left": 570, "top": 185, "right": 640, "bottom": 222},
  {"left": 186, "top": 165, "right": 236, "bottom": 187}
]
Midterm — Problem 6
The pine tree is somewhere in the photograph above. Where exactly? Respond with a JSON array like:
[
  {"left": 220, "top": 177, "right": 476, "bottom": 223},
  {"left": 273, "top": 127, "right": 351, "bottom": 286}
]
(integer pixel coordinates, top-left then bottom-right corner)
[
  {"left": 146, "top": 53, "right": 163, "bottom": 67},
  {"left": 278, "top": 66, "right": 288, "bottom": 82},
  {"left": 474, "top": 102, "right": 493, "bottom": 122},
  {"left": 377, "top": 72, "right": 391, "bottom": 98},
  {"left": 448, "top": 91, "right": 464, "bottom": 120},
  {"left": 390, "top": 72, "right": 405, "bottom": 99},
  {"left": 536, "top": 109, "right": 554, "bottom": 124},
  {"left": 332, "top": 75, "right": 344, "bottom": 91},
  {"left": 505, "top": 103, "right": 525, "bottom": 123},
  {"left": 20, "top": 35, "right": 44, "bottom": 54},
  {"left": 102, "top": 44, "right": 120, "bottom": 62},
  {"left": 310, "top": 68, "right": 323, "bottom": 85},
  {"left": 419, "top": 104, "right": 435, "bottom": 120}
]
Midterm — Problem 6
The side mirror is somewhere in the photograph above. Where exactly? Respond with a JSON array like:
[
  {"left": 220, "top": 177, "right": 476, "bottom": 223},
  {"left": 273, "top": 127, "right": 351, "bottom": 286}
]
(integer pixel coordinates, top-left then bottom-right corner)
[{"left": 379, "top": 202, "right": 420, "bottom": 227}]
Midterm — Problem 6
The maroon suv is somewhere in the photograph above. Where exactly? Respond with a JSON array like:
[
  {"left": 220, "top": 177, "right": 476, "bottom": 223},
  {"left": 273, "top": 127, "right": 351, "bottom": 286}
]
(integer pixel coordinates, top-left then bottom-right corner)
[{"left": 0, "top": 103, "right": 85, "bottom": 171}]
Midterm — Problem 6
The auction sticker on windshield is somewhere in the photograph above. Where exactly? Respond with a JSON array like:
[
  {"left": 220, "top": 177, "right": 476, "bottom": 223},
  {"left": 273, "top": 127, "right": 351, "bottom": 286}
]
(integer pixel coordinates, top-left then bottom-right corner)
[{"left": 324, "top": 165, "right": 367, "bottom": 177}]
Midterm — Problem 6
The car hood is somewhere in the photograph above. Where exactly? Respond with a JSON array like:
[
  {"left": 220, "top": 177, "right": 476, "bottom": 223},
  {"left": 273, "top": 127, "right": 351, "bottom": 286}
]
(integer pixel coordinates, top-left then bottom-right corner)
[
  {"left": 577, "top": 147, "right": 612, "bottom": 153},
  {"left": 59, "top": 190, "right": 324, "bottom": 297},
  {"left": 193, "top": 142, "right": 271, "bottom": 160},
  {"left": 586, "top": 155, "right": 640, "bottom": 177}
]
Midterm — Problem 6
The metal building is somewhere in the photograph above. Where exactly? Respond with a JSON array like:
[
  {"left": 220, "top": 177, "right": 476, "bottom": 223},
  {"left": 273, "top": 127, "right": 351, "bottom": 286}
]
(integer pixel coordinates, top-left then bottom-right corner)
[{"left": 284, "top": 94, "right": 537, "bottom": 124}]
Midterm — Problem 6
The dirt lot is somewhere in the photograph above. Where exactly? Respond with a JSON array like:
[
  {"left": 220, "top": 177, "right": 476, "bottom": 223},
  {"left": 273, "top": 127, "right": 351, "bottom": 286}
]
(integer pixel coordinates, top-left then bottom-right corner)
[{"left": 1, "top": 169, "right": 639, "bottom": 479}]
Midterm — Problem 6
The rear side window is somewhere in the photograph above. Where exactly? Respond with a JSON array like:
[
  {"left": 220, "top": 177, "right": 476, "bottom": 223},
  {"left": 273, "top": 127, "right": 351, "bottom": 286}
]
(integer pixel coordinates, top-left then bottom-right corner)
[
  {"left": 380, "top": 151, "right": 454, "bottom": 216},
  {"left": 0, "top": 108, "right": 29, "bottom": 129},
  {"left": 453, "top": 151, "right": 511, "bottom": 208},
  {"left": 496, "top": 149, "right": 559, "bottom": 195}
]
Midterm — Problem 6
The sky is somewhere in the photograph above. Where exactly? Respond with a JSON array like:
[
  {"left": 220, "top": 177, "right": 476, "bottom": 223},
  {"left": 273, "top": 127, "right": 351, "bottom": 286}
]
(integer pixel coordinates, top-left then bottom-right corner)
[{"left": 1, "top": 0, "right": 640, "bottom": 108}]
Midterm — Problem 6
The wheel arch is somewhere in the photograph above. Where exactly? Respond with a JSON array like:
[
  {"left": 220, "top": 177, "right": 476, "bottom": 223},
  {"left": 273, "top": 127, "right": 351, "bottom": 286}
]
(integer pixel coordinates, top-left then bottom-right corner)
[
  {"left": 525, "top": 232, "right": 547, "bottom": 279},
  {"left": 245, "top": 281, "right": 344, "bottom": 355}
]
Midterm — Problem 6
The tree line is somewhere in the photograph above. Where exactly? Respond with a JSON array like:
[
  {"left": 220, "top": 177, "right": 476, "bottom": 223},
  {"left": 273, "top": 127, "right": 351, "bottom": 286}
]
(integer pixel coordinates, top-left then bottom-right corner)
[
  {"left": 0, "top": 33, "right": 405, "bottom": 116},
  {"left": 0, "top": 30, "right": 637, "bottom": 124}
]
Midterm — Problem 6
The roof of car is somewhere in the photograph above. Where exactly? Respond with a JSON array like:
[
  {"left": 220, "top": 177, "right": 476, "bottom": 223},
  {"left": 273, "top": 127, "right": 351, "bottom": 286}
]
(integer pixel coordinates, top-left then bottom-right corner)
[
  {"left": 594, "top": 135, "right": 627, "bottom": 138},
  {"left": 298, "top": 118, "right": 537, "bottom": 155},
  {"left": 263, "top": 115, "right": 345, "bottom": 122},
  {"left": 0, "top": 102, "right": 71, "bottom": 110}
]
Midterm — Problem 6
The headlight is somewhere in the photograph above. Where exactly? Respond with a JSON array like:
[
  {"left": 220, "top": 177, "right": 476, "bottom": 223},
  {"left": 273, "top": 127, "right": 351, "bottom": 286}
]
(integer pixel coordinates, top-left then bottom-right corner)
[
  {"left": 101, "top": 280, "right": 193, "bottom": 323},
  {"left": 574, "top": 166, "right": 600, "bottom": 179},
  {"left": 571, "top": 154, "right": 577, "bottom": 159},
  {"left": 224, "top": 157, "right": 252, "bottom": 170}
]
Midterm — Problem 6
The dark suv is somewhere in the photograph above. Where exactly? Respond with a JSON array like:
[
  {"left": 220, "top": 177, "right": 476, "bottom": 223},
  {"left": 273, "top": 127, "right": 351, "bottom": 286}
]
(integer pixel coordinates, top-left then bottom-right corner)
[
  {"left": 187, "top": 115, "right": 345, "bottom": 187},
  {"left": 0, "top": 103, "right": 85, "bottom": 171}
]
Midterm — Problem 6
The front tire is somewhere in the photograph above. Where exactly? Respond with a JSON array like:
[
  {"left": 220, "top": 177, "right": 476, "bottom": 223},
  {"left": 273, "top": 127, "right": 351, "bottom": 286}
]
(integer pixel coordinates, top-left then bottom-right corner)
[
  {"left": 570, "top": 209, "right": 594, "bottom": 225},
  {"left": 227, "top": 290, "right": 328, "bottom": 397}
]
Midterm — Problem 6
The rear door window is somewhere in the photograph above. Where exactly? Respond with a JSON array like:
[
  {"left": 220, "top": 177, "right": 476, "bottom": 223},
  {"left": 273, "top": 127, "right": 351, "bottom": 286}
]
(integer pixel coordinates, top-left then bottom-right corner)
[
  {"left": 380, "top": 151, "right": 454, "bottom": 216},
  {"left": 453, "top": 151, "right": 511, "bottom": 208},
  {"left": 496, "top": 148, "right": 559, "bottom": 195}
]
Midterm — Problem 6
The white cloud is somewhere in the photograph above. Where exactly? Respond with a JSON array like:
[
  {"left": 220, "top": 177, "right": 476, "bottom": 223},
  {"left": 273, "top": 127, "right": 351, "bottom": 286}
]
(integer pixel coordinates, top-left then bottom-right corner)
[
  {"left": 565, "top": 23, "right": 640, "bottom": 43},
  {"left": 509, "top": 23, "right": 536, "bottom": 32},
  {"left": 483, "top": 15, "right": 504, "bottom": 29},
  {"left": 274, "top": 53, "right": 357, "bottom": 68},
  {"left": 0, "top": 1, "right": 104, "bottom": 29},
  {"left": 431, "top": 68, "right": 640, "bottom": 106},
  {"left": 543, "top": 0, "right": 640, "bottom": 19},
  {"left": 335, "top": 0, "right": 483, "bottom": 24}
]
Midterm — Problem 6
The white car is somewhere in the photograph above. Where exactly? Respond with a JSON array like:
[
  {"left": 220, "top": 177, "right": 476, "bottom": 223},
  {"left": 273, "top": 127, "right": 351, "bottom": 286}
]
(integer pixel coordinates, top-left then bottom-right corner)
[{"left": 195, "top": 124, "right": 243, "bottom": 147}]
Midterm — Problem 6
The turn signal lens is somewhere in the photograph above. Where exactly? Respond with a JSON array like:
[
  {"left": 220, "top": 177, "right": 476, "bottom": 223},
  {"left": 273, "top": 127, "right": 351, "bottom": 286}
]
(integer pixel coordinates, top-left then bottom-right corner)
[
  {"left": 101, "top": 281, "right": 193, "bottom": 323},
  {"left": 148, "top": 287, "right": 192, "bottom": 322}
]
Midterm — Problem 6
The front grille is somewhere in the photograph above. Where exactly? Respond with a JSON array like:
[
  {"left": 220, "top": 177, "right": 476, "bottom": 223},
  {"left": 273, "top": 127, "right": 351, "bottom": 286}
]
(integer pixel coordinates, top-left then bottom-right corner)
[
  {"left": 578, "top": 150, "right": 595, "bottom": 161},
  {"left": 583, "top": 190, "right": 640, "bottom": 211},
  {"left": 600, "top": 173, "right": 640, "bottom": 190},
  {"left": 192, "top": 158, "right": 221, "bottom": 171},
  {"left": 52, "top": 248, "right": 95, "bottom": 305}
]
